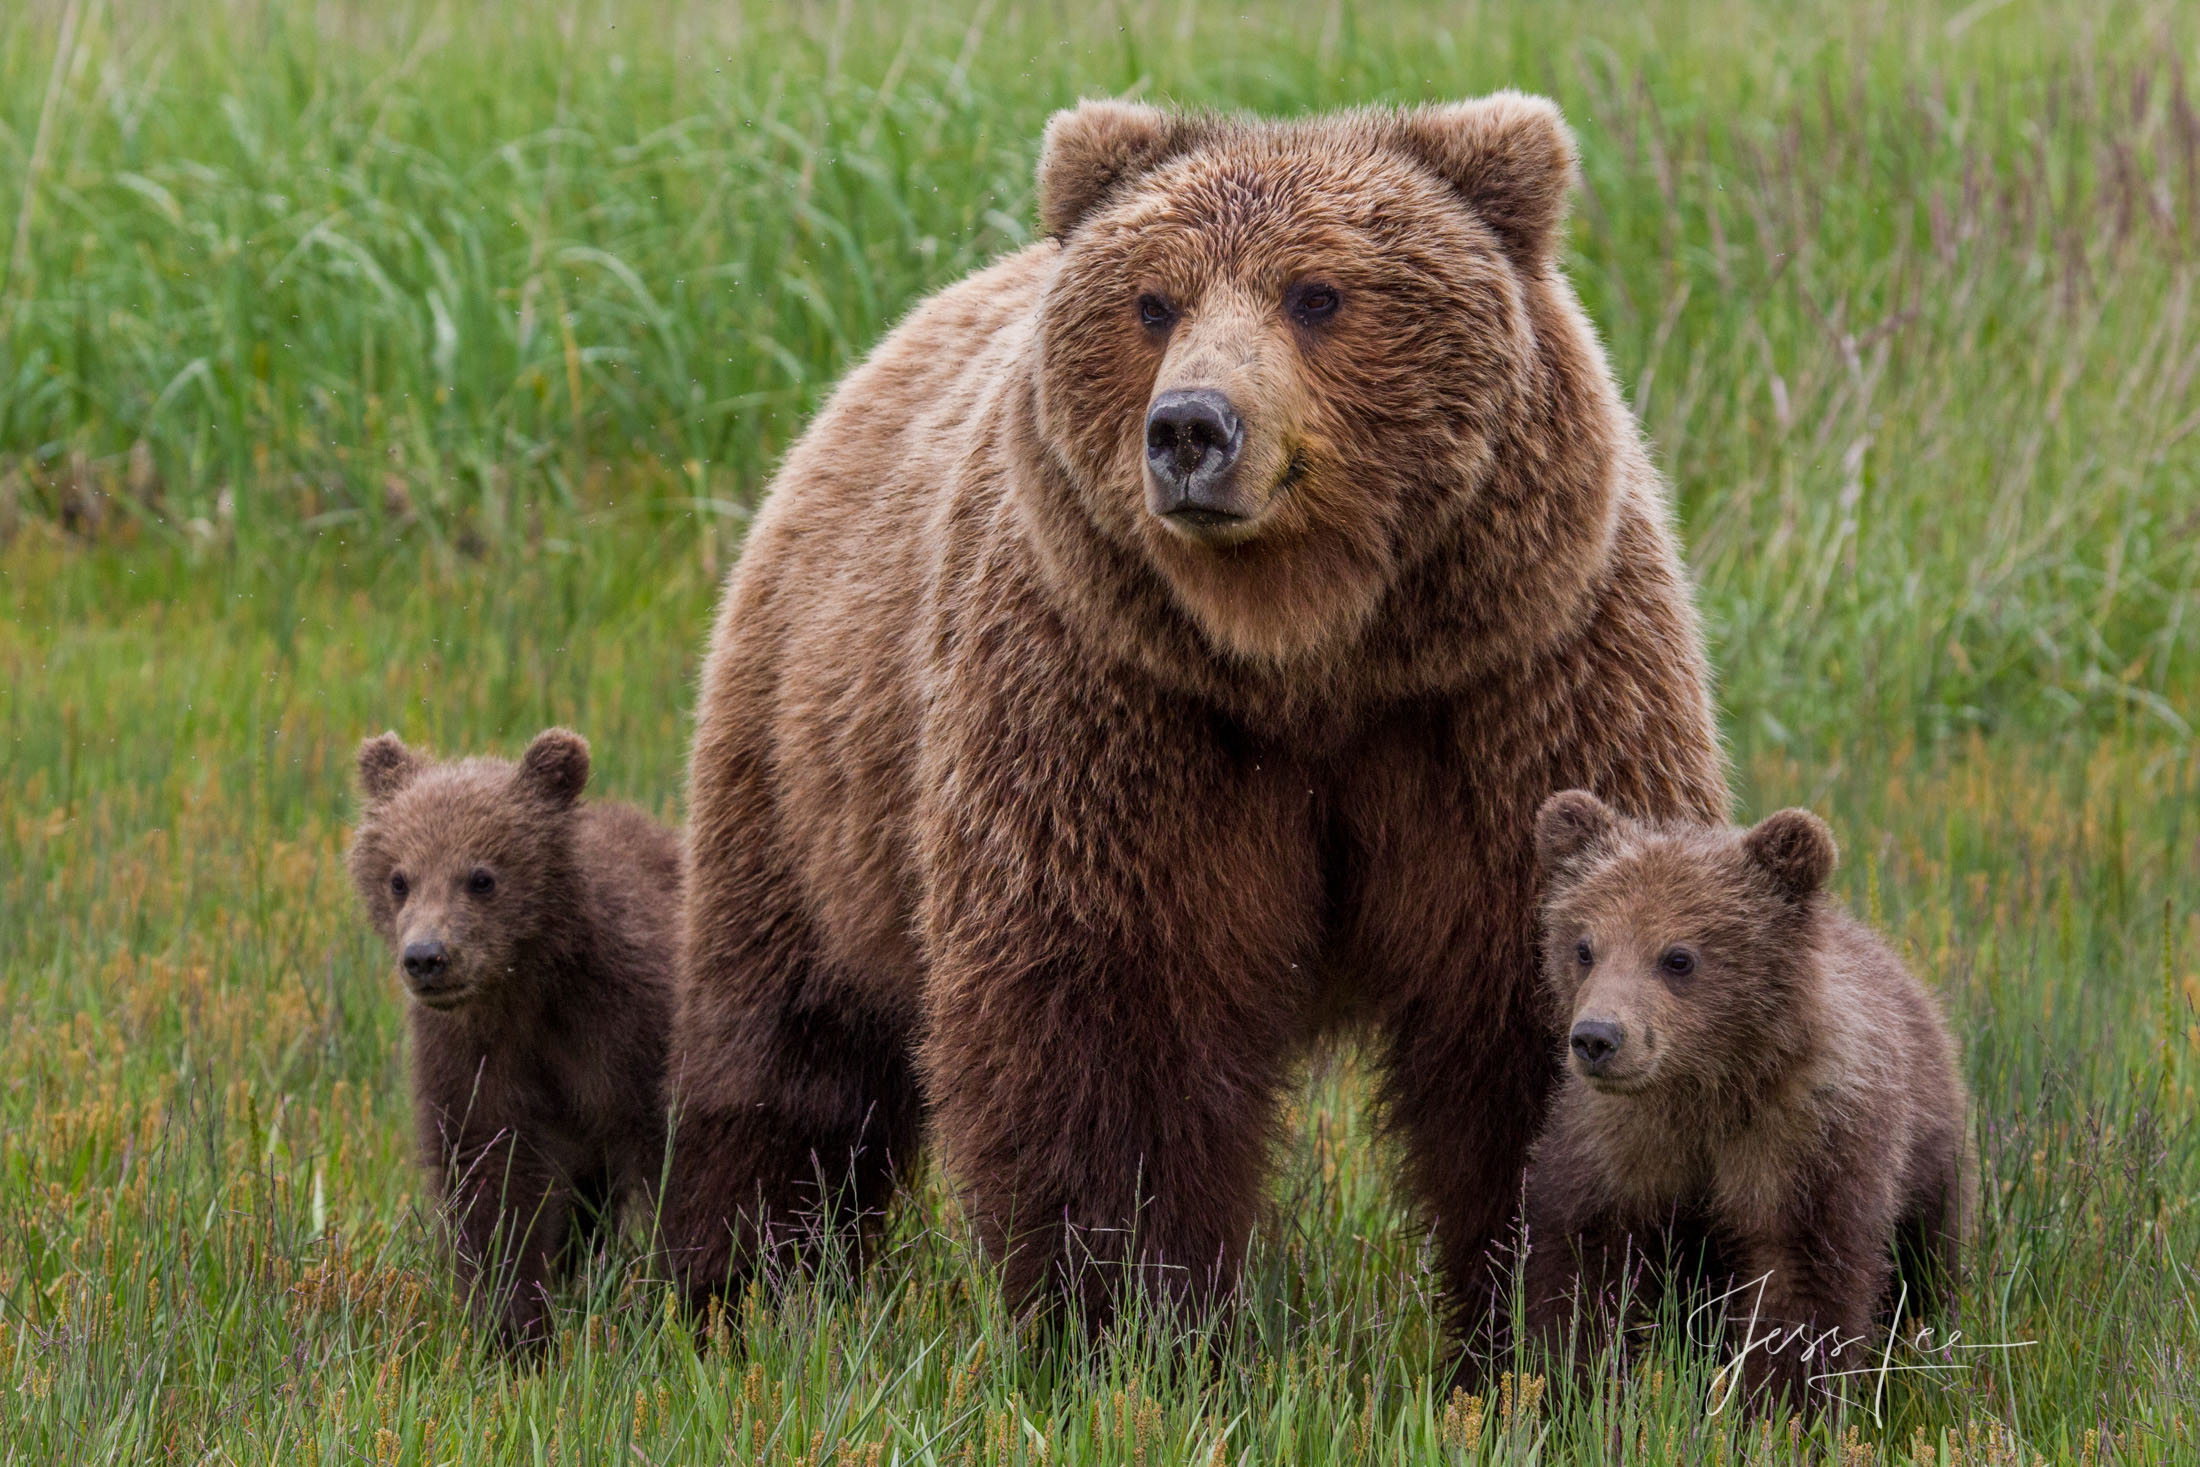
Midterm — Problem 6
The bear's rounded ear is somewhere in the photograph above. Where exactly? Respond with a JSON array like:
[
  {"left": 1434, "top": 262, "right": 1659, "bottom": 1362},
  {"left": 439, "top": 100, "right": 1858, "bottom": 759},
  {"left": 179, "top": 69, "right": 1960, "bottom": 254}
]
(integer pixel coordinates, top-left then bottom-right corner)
[
  {"left": 516, "top": 728, "right": 590, "bottom": 810},
  {"left": 1535, "top": 789, "right": 1617, "bottom": 873},
  {"left": 357, "top": 732, "right": 420, "bottom": 804},
  {"left": 1037, "top": 99, "right": 1202, "bottom": 239},
  {"left": 1744, "top": 808, "right": 1838, "bottom": 898},
  {"left": 1392, "top": 92, "right": 1577, "bottom": 267}
]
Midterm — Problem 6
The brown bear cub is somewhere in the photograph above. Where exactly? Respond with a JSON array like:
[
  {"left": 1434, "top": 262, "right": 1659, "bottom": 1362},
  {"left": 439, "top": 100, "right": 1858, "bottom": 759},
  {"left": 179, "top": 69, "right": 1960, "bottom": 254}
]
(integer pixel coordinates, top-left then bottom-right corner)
[
  {"left": 347, "top": 728, "right": 679, "bottom": 1350},
  {"left": 1523, "top": 791, "right": 1967, "bottom": 1410}
]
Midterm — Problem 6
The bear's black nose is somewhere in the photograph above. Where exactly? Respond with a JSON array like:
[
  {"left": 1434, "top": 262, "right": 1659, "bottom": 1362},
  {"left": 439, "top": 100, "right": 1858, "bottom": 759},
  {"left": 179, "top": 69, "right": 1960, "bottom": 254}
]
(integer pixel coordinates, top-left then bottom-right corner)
[
  {"left": 402, "top": 939, "right": 450, "bottom": 983},
  {"left": 1145, "top": 388, "right": 1245, "bottom": 520},
  {"left": 1570, "top": 1019, "right": 1624, "bottom": 1072}
]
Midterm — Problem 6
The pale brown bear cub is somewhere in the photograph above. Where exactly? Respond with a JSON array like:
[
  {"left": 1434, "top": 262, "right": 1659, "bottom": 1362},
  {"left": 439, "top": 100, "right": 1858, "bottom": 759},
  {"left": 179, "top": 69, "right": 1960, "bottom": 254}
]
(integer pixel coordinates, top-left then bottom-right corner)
[
  {"left": 348, "top": 728, "right": 679, "bottom": 1351},
  {"left": 1523, "top": 791, "right": 1967, "bottom": 1409}
]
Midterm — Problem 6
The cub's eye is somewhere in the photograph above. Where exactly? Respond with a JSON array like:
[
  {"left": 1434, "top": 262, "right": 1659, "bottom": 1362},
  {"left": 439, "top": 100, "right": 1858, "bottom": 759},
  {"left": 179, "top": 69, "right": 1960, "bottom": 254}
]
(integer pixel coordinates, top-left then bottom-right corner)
[
  {"left": 467, "top": 869, "right": 496, "bottom": 897},
  {"left": 1660, "top": 948, "right": 1697, "bottom": 979},
  {"left": 1136, "top": 293, "right": 1176, "bottom": 330},
  {"left": 389, "top": 872, "right": 409, "bottom": 901},
  {"left": 1287, "top": 282, "right": 1341, "bottom": 327},
  {"left": 1574, "top": 939, "right": 1594, "bottom": 966}
]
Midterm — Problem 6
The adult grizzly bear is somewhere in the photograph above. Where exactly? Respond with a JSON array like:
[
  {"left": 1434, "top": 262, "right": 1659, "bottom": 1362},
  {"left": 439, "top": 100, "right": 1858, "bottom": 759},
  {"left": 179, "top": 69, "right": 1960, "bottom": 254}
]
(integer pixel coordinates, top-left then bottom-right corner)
[{"left": 668, "top": 95, "right": 1728, "bottom": 1344}]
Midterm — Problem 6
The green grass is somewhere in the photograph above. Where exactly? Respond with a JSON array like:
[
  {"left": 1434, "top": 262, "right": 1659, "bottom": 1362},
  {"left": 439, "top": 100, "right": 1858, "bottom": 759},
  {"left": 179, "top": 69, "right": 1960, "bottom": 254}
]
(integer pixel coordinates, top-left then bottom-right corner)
[{"left": 2, "top": 0, "right": 2197, "bottom": 1461}]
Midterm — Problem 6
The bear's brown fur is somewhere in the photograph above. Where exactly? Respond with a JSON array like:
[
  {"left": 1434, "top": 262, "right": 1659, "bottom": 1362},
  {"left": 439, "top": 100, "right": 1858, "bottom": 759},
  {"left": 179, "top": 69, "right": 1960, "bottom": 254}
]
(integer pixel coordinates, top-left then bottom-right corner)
[
  {"left": 667, "top": 95, "right": 1728, "bottom": 1344},
  {"left": 1522, "top": 791, "right": 1968, "bottom": 1409},
  {"left": 348, "top": 728, "right": 679, "bottom": 1349}
]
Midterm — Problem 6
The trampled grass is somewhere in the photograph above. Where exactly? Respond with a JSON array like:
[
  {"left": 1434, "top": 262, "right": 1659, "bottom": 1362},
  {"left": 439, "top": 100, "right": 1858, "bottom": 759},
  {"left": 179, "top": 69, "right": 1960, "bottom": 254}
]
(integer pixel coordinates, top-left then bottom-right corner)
[{"left": 2, "top": 0, "right": 2197, "bottom": 1462}]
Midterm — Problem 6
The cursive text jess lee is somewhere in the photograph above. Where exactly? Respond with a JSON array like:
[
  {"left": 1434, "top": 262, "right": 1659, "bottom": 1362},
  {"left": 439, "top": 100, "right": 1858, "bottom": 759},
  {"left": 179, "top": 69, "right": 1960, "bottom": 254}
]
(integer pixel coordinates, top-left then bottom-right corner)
[{"left": 1688, "top": 1274, "right": 2035, "bottom": 1421}]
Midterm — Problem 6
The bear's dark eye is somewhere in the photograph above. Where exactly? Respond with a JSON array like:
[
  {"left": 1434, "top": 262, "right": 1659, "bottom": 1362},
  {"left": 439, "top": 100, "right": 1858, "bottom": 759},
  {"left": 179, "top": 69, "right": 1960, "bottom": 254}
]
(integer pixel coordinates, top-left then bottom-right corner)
[
  {"left": 1288, "top": 282, "right": 1341, "bottom": 327},
  {"left": 1575, "top": 939, "right": 1593, "bottom": 966},
  {"left": 390, "top": 872, "right": 409, "bottom": 901},
  {"left": 467, "top": 868, "right": 496, "bottom": 897},
  {"left": 1136, "top": 293, "right": 1176, "bottom": 330},
  {"left": 1660, "top": 948, "right": 1697, "bottom": 979}
]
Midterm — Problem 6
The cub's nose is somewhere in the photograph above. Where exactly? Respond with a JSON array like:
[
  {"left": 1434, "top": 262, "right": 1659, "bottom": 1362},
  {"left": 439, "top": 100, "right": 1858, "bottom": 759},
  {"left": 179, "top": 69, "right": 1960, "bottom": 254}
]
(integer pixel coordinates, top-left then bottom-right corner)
[
  {"left": 1145, "top": 388, "right": 1245, "bottom": 520},
  {"left": 1569, "top": 1019, "right": 1624, "bottom": 1073},
  {"left": 402, "top": 939, "right": 450, "bottom": 984}
]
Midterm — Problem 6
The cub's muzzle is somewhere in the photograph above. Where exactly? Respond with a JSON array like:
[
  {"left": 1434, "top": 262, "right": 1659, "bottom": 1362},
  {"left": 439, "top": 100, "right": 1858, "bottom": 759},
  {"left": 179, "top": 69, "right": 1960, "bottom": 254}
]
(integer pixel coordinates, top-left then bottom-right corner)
[
  {"left": 1569, "top": 1018, "right": 1625, "bottom": 1076},
  {"left": 401, "top": 937, "right": 466, "bottom": 1004}
]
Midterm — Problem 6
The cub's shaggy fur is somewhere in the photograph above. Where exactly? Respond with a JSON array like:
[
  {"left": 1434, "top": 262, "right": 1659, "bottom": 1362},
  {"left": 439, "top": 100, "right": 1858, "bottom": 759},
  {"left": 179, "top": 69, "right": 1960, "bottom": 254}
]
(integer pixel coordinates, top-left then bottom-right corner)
[
  {"left": 1523, "top": 791, "right": 1968, "bottom": 1407},
  {"left": 668, "top": 95, "right": 1728, "bottom": 1345},
  {"left": 348, "top": 729, "right": 678, "bottom": 1349}
]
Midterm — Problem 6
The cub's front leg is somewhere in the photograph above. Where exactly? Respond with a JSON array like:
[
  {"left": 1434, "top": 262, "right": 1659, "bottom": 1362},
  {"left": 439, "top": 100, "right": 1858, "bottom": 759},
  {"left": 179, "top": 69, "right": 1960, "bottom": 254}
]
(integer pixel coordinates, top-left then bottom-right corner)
[
  {"left": 1714, "top": 1203, "right": 1890, "bottom": 1414},
  {"left": 1522, "top": 1159, "right": 1658, "bottom": 1390},
  {"left": 425, "top": 1112, "right": 573, "bottom": 1354}
]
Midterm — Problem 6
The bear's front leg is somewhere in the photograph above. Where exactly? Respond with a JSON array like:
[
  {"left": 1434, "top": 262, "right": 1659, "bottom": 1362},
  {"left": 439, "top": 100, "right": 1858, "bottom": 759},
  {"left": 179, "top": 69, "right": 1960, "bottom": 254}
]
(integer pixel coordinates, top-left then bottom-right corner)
[
  {"left": 922, "top": 934, "right": 1298, "bottom": 1332},
  {"left": 666, "top": 631, "right": 927, "bottom": 1313},
  {"left": 662, "top": 995, "right": 920, "bottom": 1309},
  {"left": 1521, "top": 1166, "right": 1648, "bottom": 1389},
  {"left": 1356, "top": 811, "right": 1558, "bottom": 1370},
  {"left": 436, "top": 1129, "right": 572, "bottom": 1354},
  {"left": 915, "top": 649, "right": 1322, "bottom": 1334},
  {"left": 1716, "top": 1207, "right": 1889, "bottom": 1415}
]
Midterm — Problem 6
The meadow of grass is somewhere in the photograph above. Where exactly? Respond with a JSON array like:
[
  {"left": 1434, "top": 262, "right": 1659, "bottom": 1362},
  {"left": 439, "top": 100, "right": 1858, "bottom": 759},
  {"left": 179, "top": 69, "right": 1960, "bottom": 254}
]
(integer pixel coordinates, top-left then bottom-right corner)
[{"left": 2, "top": 0, "right": 2197, "bottom": 1461}]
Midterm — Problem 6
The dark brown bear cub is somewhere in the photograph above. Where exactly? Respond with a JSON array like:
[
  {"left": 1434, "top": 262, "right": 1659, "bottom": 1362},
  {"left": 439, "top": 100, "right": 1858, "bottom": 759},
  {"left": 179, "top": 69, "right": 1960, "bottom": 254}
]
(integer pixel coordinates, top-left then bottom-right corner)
[
  {"left": 1522, "top": 791, "right": 1967, "bottom": 1410},
  {"left": 348, "top": 728, "right": 679, "bottom": 1350}
]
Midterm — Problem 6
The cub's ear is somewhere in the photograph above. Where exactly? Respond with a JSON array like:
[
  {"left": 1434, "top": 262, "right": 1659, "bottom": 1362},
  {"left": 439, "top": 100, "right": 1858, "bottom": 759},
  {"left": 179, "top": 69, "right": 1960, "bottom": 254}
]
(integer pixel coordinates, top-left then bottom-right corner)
[
  {"left": 1744, "top": 808, "right": 1838, "bottom": 898},
  {"left": 1535, "top": 789, "right": 1617, "bottom": 873},
  {"left": 1037, "top": 99, "right": 1204, "bottom": 238},
  {"left": 516, "top": 728, "right": 590, "bottom": 810},
  {"left": 1393, "top": 91, "right": 1577, "bottom": 267},
  {"left": 357, "top": 732, "right": 420, "bottom": 804}
]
